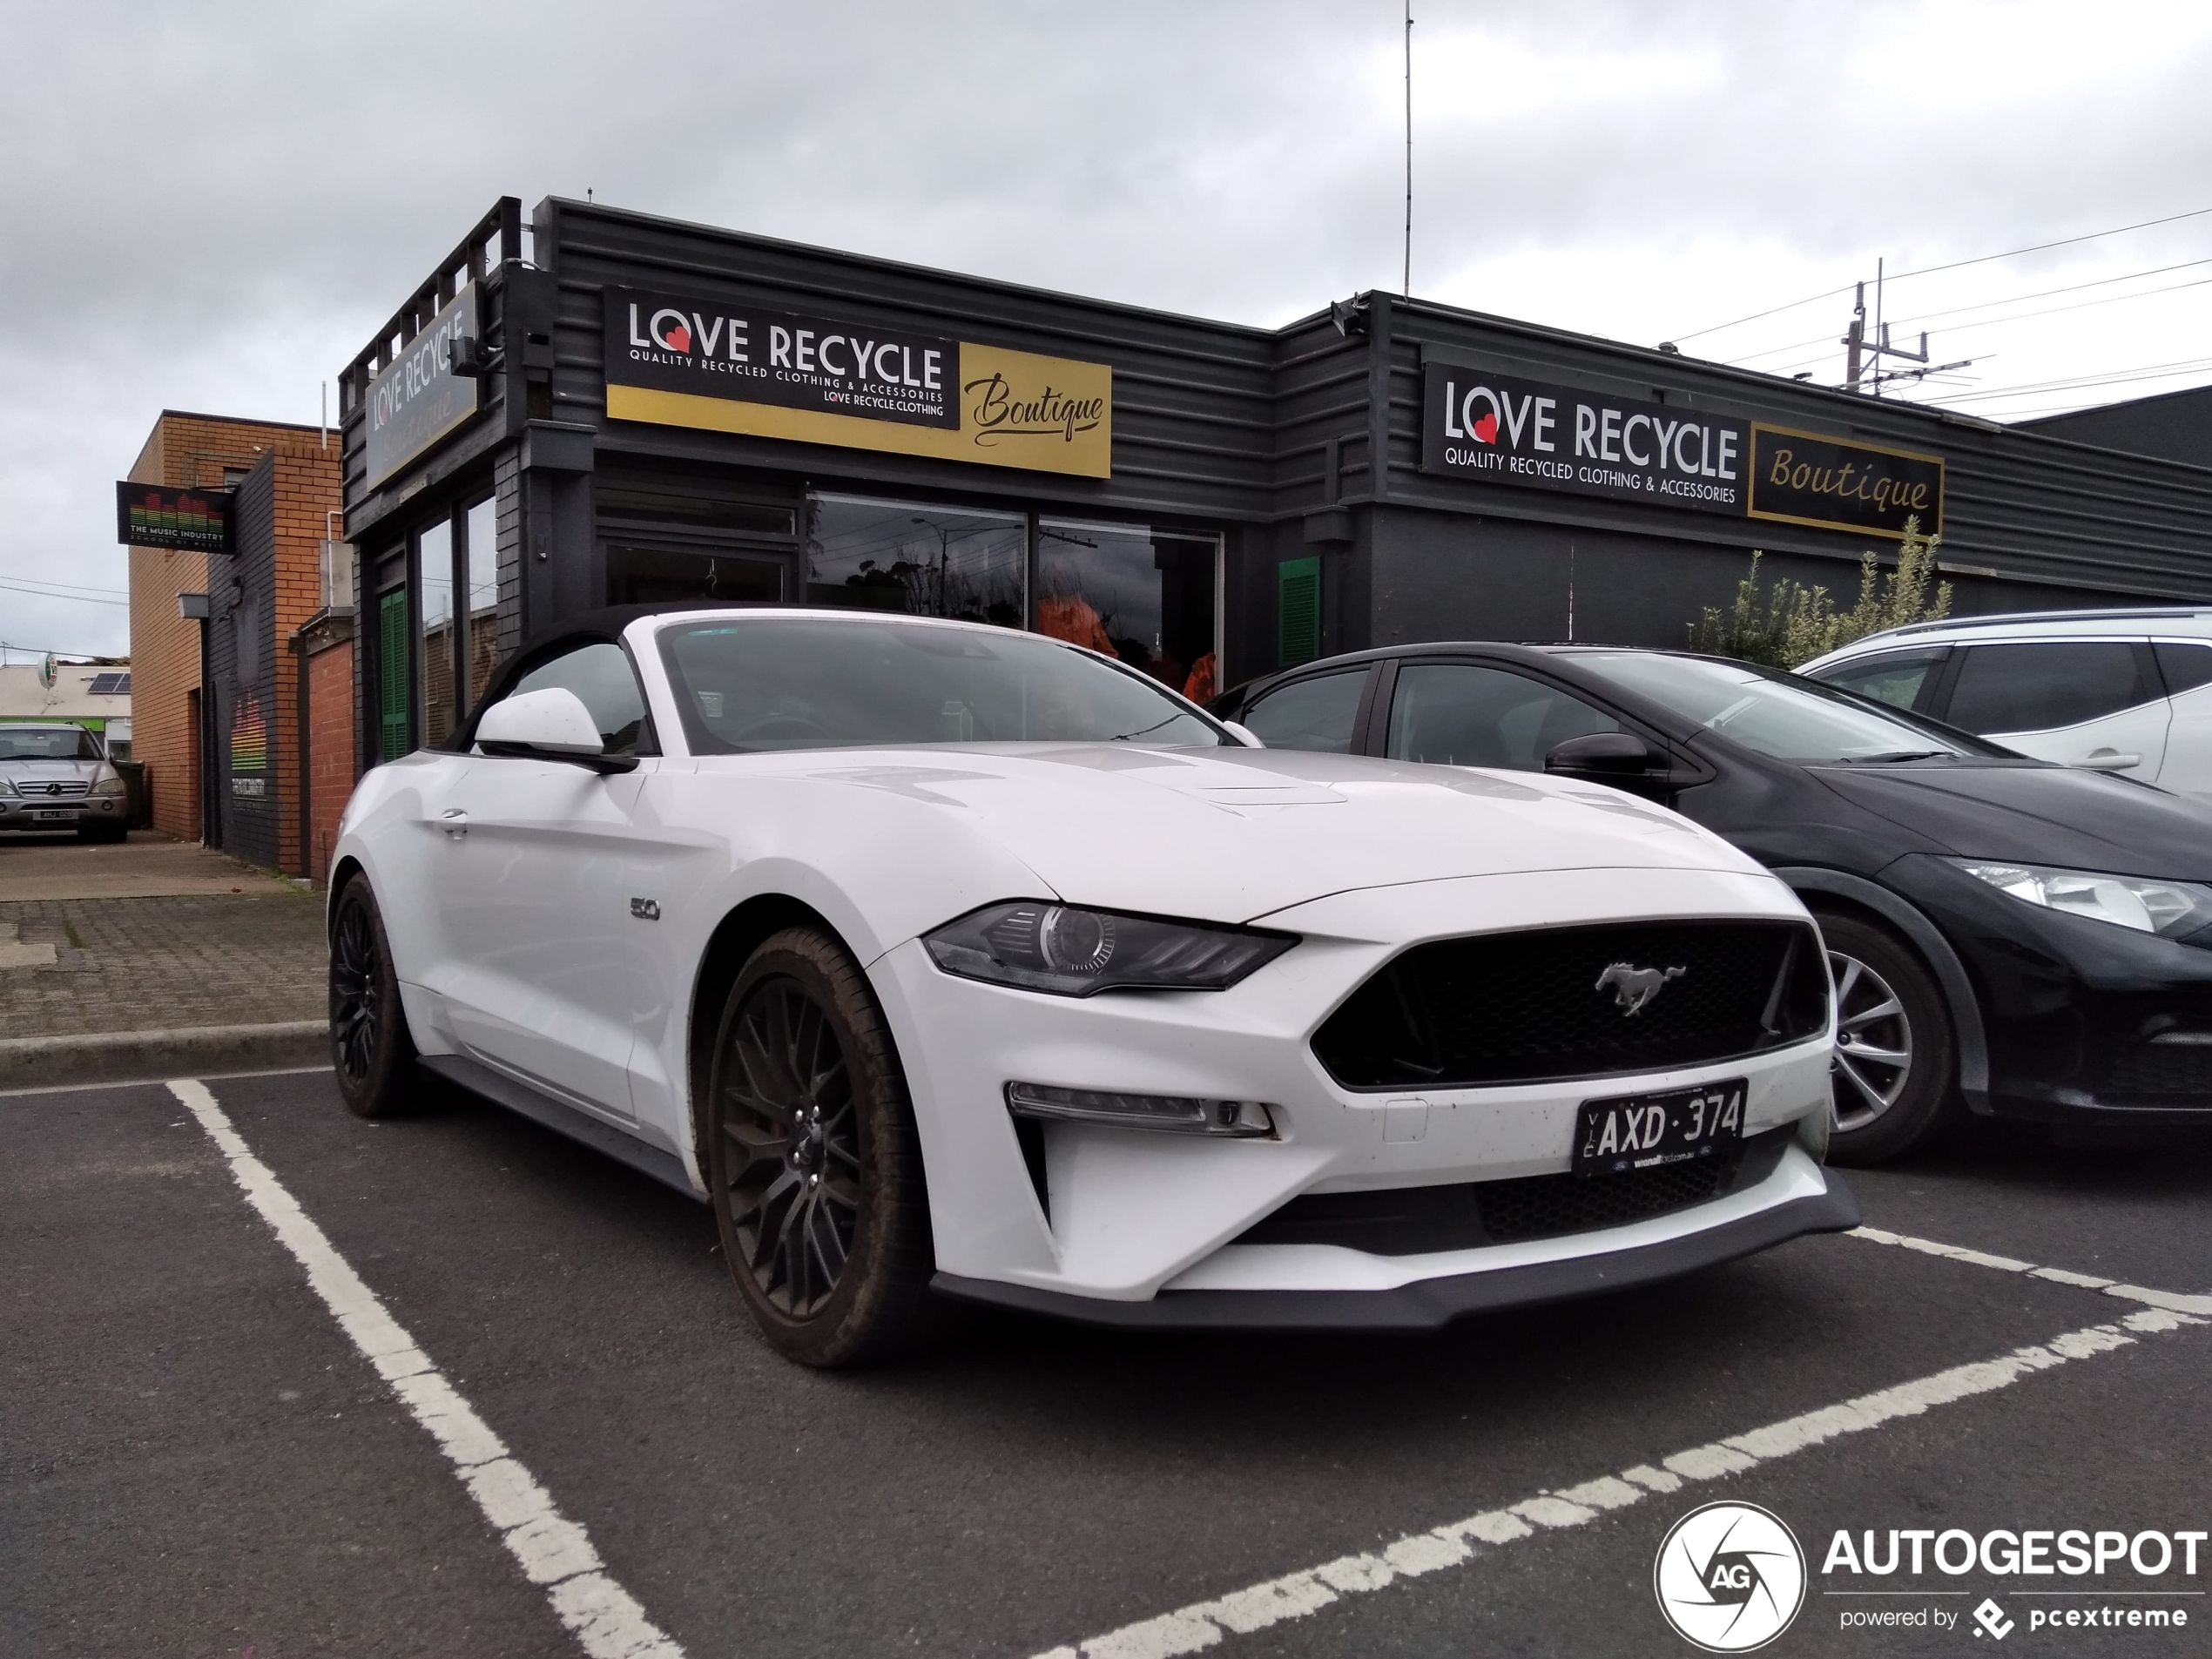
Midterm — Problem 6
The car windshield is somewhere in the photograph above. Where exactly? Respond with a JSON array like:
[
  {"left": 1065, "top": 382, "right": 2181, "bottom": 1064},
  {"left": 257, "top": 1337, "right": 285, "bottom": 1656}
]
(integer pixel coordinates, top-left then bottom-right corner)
[
  {"left": 658, "top": 617, "right": 1230, "bottom": 753},
  {"left": 0, "top": 727, "right": 102, "bottom": 760},
  {"left": 1568, "top": 651, "right": 1991, "bottom": 763}
]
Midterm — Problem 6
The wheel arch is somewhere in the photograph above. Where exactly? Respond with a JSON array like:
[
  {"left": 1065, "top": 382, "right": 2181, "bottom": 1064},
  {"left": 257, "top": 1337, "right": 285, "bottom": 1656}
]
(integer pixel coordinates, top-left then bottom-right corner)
[
  {"left": 326, "top": 854, "right": 367, "bottom": 933},
  {"left": 1775, "top": 866, "right": 1992, "bottom": 1115}
]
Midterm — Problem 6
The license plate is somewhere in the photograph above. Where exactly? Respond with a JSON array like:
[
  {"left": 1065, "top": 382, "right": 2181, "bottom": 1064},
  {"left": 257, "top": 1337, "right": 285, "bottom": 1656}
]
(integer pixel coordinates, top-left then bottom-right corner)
[
  {"left": 1573, "top": 1079, "right": 1746, "bottom": 1177},
  {"left": 32, "top": 809, "right": 76, "bottom": 820}
]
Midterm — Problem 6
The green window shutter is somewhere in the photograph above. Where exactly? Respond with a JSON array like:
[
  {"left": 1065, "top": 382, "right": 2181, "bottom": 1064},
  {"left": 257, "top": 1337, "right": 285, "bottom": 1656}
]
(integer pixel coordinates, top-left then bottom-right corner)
[
  {"left": 378, "top": 589, "right": 410, "bottom": 760},
  {"left": 1278, "top": 556, "right": 1321, "bottom": 667}
]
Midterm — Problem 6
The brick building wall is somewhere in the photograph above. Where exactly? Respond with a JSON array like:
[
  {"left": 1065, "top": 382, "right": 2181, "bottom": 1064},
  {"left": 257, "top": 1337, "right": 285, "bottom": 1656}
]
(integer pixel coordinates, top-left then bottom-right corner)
[
  {"left": 304, "top": 635, "right": 354, "bottom": 882},
  {"left": 266, "top": 441, "right": 343, "bottom": 874},
  {"left": 126, "top": 411, "right": 332, "bottom": 841}
]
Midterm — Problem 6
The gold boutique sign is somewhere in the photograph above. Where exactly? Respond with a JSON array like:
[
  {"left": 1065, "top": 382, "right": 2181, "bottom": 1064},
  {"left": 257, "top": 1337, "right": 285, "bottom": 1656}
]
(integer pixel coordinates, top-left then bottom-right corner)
[{"left": 602, "top": 287, "right": 1111, "bottom": 478}]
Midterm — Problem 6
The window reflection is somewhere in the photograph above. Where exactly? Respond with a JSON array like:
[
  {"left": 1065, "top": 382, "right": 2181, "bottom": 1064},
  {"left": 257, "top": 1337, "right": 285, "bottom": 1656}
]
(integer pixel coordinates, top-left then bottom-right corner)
[
  {"left": 464, "top": 497, "right": 499, "bottom": 708},
  {"left": 418, "top": 518, "right": 455, "bottom": 746},
  {"left": 805, "top": 494, "right": 1025, "bottom": 627},
  {"left": 1036, "top": 521, "right": 1219, "bottom": 703}
]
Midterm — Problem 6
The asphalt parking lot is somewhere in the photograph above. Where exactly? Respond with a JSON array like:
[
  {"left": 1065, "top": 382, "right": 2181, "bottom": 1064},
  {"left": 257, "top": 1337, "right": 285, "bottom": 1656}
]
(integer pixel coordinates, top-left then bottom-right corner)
[{"left": 5, "top": 1069, "right": 2209, "bottom": 1658}]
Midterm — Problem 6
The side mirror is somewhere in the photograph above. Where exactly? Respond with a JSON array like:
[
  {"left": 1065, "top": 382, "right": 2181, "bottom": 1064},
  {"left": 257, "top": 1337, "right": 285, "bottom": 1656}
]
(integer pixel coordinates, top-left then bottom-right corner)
[
  {"left": 475, "top": 688, "right": 637, "bottom": 774},
  {"left": 1544, "top": 731, "right": 1659, "bottom": 777},
  {"left": 1222, "top": 720, "right": 1264, "bottom": 749}
]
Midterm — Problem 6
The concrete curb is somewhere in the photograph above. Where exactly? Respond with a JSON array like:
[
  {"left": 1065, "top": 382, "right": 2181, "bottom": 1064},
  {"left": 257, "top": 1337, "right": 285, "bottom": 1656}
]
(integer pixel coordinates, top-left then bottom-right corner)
[{"left": 0, "top": 1021, "right": 330, "bottom": 1089}]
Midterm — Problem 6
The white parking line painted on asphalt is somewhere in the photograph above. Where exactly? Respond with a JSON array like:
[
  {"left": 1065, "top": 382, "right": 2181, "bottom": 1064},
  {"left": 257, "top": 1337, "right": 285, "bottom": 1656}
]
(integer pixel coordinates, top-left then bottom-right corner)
[
  {"left": 1848, "top": 1224, "right": 2212, "bottom": 1316},
  {"left": 168, "top": 1079, "right": 685, "bottom": 1659},
  {"left": 1030, "top": 1305, "right": 2208, "bottom": 1659}
]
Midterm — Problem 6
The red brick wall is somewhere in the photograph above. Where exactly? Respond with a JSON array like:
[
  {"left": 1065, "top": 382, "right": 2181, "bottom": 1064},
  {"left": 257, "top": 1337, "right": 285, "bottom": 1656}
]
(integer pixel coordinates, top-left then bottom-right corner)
[
  {"left": 126, "top": 411, "right": 332, "bottom": 841},
  {"left": 266, "top": 439, "right": 344, "bottom": 875},
  {"left": 305, "top": 637, "right": 354, "bottom": 883}
]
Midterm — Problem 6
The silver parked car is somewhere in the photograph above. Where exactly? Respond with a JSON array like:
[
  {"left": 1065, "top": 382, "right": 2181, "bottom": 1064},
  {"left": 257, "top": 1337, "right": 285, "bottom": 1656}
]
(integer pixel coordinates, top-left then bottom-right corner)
[{"left": 0, "top": 725, "right": 130, "bottom": 840}]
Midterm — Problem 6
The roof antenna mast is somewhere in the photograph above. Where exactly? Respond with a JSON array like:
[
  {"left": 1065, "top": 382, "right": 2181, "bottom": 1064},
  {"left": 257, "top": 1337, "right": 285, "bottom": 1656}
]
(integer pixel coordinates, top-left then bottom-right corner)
[{"left": 1403, "top": 3, "right": 1414, "bottom": 298}]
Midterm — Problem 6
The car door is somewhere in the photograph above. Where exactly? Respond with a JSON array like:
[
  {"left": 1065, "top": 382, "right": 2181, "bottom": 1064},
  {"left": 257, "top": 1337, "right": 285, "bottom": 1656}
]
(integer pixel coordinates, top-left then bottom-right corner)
[
  {"left": 429, "top": 639, "right": 673, "bottom": 1122},
  {"left": 1805, "top": 646, "right": 1950, "bottom": 714},
  {"left": 1237, "top": 666, "right": 1375, "bottom": 752},
  {"left": 1375, "top": 658, "right": 1662, "bottom": 789},
  {"left": 1931, "top": 639, "right": 2168, "bottom": 780},
  {"left": 2148, "top": 639, "right": 2212, "bottom": 803}
]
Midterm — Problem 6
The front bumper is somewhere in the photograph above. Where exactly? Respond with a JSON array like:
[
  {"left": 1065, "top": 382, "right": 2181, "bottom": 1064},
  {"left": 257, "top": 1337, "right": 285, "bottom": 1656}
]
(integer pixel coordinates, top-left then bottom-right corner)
[
  {"left": 0, "top": 797, "right": 118, "bottom": 827},
  {"left": 870, "top": 864, "right": 1838, "bottom": 1312},
  {"left": 935, "top": 1157, "right": 1858, "bottom": 1329},
  {"left": 1888, "top": 854, "right": 2212, "bottom": 1123}
]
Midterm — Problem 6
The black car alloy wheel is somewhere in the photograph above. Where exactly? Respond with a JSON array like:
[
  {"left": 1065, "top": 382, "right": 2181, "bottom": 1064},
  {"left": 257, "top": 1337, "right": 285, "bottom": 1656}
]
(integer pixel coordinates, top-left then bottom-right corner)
[
  {"left": 330, "top": 895, "right": 381, "bottom": 1087},
  {"left": 718, "top": 974, "right": 863, "bottom": 1318},
  {"left": 705, "top": 927, "right": 935, "bottom": 1366},
  {"left": 327, "top": 877, "right": 419, "bottom": 1119}
]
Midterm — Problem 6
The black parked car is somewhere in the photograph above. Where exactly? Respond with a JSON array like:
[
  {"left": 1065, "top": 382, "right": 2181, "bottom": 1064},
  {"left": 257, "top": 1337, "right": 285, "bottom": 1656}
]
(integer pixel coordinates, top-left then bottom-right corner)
[{"left": 1213, "top": 644, "right": 2212, "bottom": 1163}]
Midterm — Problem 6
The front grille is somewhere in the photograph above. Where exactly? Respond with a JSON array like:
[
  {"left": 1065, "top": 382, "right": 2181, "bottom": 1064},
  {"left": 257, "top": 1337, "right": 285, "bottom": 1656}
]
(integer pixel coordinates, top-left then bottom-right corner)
[
  {"left": 17, "top": 779, "right": 89, "bottom": 798},
  {"left": 1234, "top": 1128, "right": 1792, "bottom": 1255},
  {"left": 2104, "top": 1042, "right": 2212, "bottom": 1101},
  {"left": 1312, "top": 920, "right": 1827, "bottom": 1089}
]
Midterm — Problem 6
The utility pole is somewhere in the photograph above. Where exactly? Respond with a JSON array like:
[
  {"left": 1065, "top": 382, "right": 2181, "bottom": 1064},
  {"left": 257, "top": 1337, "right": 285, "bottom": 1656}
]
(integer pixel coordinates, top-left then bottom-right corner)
[
  {"left": 1841, "top": 260, "right": 1944, "bottom": 394},
  {"left": 1403, "top": 4, "right": 1413, "bottom": 298}
]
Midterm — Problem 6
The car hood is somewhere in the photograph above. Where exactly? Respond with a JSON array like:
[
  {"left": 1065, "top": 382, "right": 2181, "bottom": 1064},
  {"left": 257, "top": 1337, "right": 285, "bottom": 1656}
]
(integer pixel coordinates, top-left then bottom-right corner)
[
  {"left": 737, "top": 743, "right": 1771, "bottom": 925},
  {"left": 1812, "top": 759, "right": 2212, "bottom": 880},
  {"left": 0, "top": 759, "right": 100, "bottom": 782}
]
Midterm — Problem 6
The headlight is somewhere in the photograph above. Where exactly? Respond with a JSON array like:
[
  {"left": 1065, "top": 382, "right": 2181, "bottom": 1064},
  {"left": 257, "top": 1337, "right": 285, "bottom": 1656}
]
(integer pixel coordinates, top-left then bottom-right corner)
[
  {"left": 0, "top": 777, "right": 16, "bottom": 797},
  {"left": 90, "top": 773, "right": 128, "bottom": 798},
  {"left": 924, "top": 900, "right": 1296, "bottom": 995},
  {"left": 1956, "top": 860, "right": 2212, "bottom": 941}
]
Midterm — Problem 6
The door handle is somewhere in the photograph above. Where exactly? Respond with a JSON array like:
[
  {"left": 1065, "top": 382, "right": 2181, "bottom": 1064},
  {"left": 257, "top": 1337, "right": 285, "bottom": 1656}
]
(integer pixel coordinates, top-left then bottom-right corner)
[
  {"left": 2078, "top": 750, "right": 2142, "bottom": 771},
  {"left": 441, "top": 808, "right": 469, "bottom": 838}
]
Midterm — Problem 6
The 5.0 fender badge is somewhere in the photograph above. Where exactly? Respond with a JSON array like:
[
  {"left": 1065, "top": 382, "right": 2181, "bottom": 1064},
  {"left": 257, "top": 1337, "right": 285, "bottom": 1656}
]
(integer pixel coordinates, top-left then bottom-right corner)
[{"left": 630, "top": 898, "right": 661, "bottom": 921}]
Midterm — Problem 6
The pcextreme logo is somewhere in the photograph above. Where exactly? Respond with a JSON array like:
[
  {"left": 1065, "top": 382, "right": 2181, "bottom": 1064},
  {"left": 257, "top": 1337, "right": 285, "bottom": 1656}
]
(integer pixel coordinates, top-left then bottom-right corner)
[{"left": 1655, "top": 1501, "right": 1808, "bottom": 1652}]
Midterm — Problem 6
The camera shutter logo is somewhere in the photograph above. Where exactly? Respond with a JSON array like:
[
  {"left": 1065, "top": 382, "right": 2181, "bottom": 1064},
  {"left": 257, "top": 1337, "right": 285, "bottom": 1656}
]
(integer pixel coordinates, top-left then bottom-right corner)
[{"left": 1654, "top": 1501, "right": 1807, "bottom": 1652}]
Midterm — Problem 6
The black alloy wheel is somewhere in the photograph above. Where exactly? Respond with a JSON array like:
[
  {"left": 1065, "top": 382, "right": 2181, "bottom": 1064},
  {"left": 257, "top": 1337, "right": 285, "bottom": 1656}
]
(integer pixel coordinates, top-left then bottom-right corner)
[
  {"left": 705, "top": 927, "right": 934, "bottom": 1367},
  {"left": 1815, "top": 909, "right": 1957, "bottom": 1166},
  {"left": 328, "top": 877, "right": 419, "bottom": 1119}
]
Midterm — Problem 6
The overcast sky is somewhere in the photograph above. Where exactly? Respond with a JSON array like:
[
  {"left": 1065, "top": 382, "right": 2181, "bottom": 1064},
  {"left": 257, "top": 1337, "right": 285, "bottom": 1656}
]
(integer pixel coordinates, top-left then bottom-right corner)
[{"left": 5, "top": 0, "right": 2209, "bottom": 659}]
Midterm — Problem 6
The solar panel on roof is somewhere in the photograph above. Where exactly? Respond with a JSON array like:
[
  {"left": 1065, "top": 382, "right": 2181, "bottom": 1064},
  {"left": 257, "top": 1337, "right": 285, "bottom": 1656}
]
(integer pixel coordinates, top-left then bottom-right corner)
[{"left": 87, "top": 671, "right": 131, "bottom": 696}]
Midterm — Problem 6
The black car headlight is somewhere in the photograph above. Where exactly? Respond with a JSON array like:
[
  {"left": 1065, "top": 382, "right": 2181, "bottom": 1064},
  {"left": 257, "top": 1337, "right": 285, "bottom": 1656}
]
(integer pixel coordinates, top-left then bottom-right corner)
[
  {"left": 1955, "top": 860, "right": 2212, "bottom": 941},
  {"left": 924, "top": 900, "right": 1296, "bottom": 995}
]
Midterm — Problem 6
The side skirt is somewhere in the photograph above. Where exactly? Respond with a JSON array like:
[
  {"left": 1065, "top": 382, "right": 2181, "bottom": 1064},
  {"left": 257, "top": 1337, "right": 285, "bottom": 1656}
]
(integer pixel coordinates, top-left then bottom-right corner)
[{"left": 417, "top": 1053, "right": 706, "bottom": 1204}]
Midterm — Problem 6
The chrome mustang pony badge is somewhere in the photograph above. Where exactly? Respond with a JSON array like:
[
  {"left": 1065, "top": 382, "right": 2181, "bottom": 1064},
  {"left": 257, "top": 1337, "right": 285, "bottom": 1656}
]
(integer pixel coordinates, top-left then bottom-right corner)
[{"left": 1596, "top": 961, "right": 1686, "bottom": 1016}]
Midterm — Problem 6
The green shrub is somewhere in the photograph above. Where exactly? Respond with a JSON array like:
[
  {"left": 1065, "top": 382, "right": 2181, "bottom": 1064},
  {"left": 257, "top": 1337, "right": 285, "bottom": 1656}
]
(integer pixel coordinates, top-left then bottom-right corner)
[{"left": 1687, "top": 516, "right": 1951, "bottom": 669}]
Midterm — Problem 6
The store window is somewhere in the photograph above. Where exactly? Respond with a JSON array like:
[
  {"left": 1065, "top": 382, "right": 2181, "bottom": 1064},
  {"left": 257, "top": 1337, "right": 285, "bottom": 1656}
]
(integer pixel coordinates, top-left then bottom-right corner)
[
  {"left": 805, "top": 495, "right": 1025, "bottom": 626},
  {"left": 1036, "top": 520, "right": 1221, "bottom": 703},
  {"left": 418, "top": 519, "right": 457, "bottom": 747},
  {"left": 464, "top": 497, "right": 500, "bottom": 706}
]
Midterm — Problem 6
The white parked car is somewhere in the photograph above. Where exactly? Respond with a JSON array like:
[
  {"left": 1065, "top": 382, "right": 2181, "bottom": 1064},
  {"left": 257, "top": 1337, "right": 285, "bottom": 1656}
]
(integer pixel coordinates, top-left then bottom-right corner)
[
  {"left": 1800, "top": 608, "right": 2212, "bottom": 802},
  {"left": 329, "top": 606, "right": 1851, "bottom": 1366}
]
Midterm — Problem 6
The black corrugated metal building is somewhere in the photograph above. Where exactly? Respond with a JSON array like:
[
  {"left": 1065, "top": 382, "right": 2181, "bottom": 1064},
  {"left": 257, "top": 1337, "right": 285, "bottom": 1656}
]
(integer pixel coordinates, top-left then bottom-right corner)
[{"left": 338, "top": 195, "right": 2212, "bottom": 760}]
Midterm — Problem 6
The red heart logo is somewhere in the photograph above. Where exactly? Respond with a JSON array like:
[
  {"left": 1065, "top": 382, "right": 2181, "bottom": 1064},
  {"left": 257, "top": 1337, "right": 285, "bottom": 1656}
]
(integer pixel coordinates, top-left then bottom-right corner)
[
  {"left": 1473, "top": 410, "right": 1499, "bottom": 444},
  {"left": 666, "top": 324, "right": 692, "bottom": 353}
]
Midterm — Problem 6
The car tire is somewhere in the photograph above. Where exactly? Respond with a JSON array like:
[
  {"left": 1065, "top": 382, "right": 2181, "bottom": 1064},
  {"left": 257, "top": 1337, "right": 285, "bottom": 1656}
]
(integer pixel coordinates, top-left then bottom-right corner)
[
  {"left": 328, "top": 876, "right": 420, "bottom": 1119},
  {"left": 1816, "top": 909, "right": 1957, "bottom": 1165},
  {"left": 705, "top": 926, "right": 935, "bottom": 1368}
]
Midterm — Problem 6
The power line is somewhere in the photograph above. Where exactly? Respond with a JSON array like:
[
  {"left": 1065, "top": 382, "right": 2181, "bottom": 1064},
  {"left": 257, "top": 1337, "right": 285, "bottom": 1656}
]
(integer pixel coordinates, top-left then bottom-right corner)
[
  {"left": 1916, "top": 354, "right": 2212, "bottom": 408},
  {"left": 0, "top": 573, "right": 132, "bottom": 598},
  {"left": 1723, "top": 257, "right": 2212, "bottom": 367},
  {"left": 1675, "top": 203, "right": 2212, "bottom": 344},
  {"left": 0, "top": 580, "right": 130, "bottom": 608}
]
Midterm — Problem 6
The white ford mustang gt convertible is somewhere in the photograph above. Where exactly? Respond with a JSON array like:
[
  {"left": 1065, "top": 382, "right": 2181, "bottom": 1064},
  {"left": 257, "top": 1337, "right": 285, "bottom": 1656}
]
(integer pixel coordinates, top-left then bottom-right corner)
[{"left": 329, "top": 605, "right": 1855, "bottom": 1366}]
